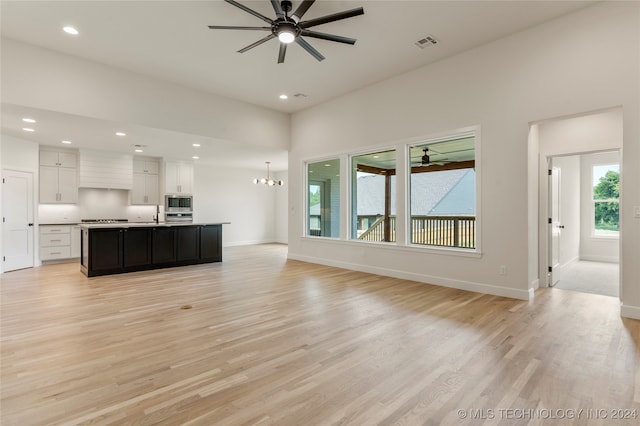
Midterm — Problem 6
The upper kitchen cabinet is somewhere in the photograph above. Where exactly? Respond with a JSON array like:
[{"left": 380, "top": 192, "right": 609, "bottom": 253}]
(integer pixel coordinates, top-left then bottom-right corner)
[
  {"left": 39, "top": 149, "right": 78, "bottom": 204},
  {"left": 133, "top": 158, "right": 160, "bottom": 175},
  {"left": 164, "top": 161, "right": 193, "bottom": 194},
  {"left": 79, "top": 150, "right": 133, "bottom": 190},
  {"left": 132, "top": 157, "right": 160, "bottom": 205}
]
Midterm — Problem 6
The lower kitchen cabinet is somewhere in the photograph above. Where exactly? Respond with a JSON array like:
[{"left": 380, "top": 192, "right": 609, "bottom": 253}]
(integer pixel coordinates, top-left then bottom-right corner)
[
  {"left": 87, "top": 229, "right": 123, "bottom": 275},
  {"left": 200, "top": 225, "right": 222, "bottom": 262},
  {"left": 123, "top": 228, "right": 152, "bottom": 268},
  {"left": 152, "top": 227, "right": 177, "bottom": 265},
  {"left": 177, "top": 226, "right": 199, "bottom": 261},
  {"left": 81, "top": 224, "right": 223, "bottom": 277}
]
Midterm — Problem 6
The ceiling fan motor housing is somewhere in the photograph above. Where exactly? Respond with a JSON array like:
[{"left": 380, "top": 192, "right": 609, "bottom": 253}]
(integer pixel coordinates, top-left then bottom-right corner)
[{"left": 281, "top": 0, "right": 293, "bottom": 14}]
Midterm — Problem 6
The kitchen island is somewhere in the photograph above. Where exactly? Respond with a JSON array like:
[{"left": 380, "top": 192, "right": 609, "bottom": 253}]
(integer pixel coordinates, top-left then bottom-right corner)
[{"left": 80, "top": 222, "right": 228, "bottom": 277}]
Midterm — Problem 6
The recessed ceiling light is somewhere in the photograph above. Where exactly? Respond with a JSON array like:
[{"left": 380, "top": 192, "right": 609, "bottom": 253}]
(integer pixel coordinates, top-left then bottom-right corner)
[
  {"left": 116, "top": 132, "right": 126, "bottom": 136},
  {"left": 22, "top": 128, "right": 35, "bottom": 132},
  {"left": 61, "top": 140, "right": 72, "bottom": 144},
  {"left": 279, "top": 94, "right": 288, "bottom": 100},
  {"left": 63, "top": 26, "right": 79, "bottom": 35},
  {"left": 22, "top": 118, "right": 36, "bottom": 123},
  {"left": 192, "top": 143, "right": 200, "bottom": 147},
  {"left": 192, "top": 156, "right": 199, "bottom": 160},
  {"left": 135, "top": 149, "right": 143, "bottom": 153}
]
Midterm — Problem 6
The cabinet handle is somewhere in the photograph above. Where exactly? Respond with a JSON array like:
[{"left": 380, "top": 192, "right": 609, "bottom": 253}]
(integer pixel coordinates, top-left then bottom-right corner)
[
  {"left": 50, "top": 239, "right": 61, "bottom": 242},
  {"left": 51, "top": 252, "right": 61, "bottom": 255}
]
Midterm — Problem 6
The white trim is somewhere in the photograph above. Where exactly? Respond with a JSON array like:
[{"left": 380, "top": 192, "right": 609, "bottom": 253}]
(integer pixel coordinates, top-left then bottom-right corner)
[
  {"left": 620, "top": 304, "right": 640, "bottom": 320},
  {"left": 287, "top": 253, "right": 530, "bottom": 300},
  {"left": 530, "top": 278, "right": 540, "bottom": 291},
  {"left": 224, "top": 239, "right": 276, "bottom": 247},
  {"left": 579, "top": 255, "right": 619, "bottom": 263}
]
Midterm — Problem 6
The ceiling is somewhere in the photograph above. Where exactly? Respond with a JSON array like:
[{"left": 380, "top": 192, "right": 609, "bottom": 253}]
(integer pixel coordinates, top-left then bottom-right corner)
[{"left": 0, "top": 0, "right": 594, "bottom": 170}]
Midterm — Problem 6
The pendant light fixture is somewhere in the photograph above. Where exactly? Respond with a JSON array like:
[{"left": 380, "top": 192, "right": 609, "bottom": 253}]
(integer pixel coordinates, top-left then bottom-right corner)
[{"left": 253, "top": 161, "right": 283, "bottom": 186}]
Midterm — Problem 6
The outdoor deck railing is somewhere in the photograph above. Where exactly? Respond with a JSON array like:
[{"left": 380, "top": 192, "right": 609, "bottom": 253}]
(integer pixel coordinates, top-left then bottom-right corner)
[{"left": 358, "top": 215, "right": 475, "bottom": 249}]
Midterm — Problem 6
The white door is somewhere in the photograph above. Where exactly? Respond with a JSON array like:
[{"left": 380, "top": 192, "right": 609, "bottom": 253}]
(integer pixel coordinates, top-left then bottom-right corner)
[
  {"left": 2, "top": 170, "right": 34, "bottom": 272},
  {"left": 548, "top": 165, "right": 562, "bottom": 286}
]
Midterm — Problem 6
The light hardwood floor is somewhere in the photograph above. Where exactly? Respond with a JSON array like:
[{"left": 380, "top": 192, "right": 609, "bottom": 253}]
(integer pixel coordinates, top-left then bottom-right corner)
[{"left": 2, "top": 244, "right": 639, "bottom": 425}]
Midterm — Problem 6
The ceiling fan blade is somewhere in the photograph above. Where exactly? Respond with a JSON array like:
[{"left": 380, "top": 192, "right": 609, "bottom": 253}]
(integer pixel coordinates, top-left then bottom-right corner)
[
  {"left": 295, "top": 36, "right": 325, "bottom": 61},
  {"left": 224, "top": 0, "right": 274, "bottom": 25},
  {"left": 270, "top": 0, "right": 284, "bottom": 18},
  {"left": 208, "top": 25, "right": 271, "bottom": 31},
  {"left": 300, "top": 30, "right": 356, "bottom": 45},
  {"left": 238, "top": 34, "right": 276, "bottom": 53},
  {"left": 278, "top": 42, "right": 287, "bottom": 63},
  {"left": 292, "top": 0, "right": 315, "bottom": 22},
  {"left": 299, "top": 7, "right": 364, "bottom": 29}
]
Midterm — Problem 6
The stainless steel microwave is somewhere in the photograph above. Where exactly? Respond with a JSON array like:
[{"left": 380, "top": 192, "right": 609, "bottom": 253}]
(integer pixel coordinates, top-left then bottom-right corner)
[{"left": 165, "top": 195, "right": 193, "bottom": 212}]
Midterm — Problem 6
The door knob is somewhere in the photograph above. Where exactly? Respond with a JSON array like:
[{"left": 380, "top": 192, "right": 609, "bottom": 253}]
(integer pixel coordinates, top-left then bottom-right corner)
[
  {"left": 558, "top": 225, "right": 565, "bottom": 229},
  {"left": 28, "top": 223, "right": 34, "bottom": 227}
]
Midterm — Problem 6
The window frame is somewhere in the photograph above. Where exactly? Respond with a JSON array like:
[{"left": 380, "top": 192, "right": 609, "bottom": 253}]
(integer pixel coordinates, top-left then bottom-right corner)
[
  {"left": 304, "top": 157, "right": 342, "bottom": 239},
  {"left": 405, "top": 128, "right": 481, "bottom": 253}
]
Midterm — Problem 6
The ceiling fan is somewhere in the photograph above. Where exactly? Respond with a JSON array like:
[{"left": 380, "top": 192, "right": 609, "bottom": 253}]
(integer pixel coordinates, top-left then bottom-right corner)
[
  {"left": 208, "top": 0, "right": 364, "bottom": 63},
  {"left": 413, "top": 147, "right": 450, "bottom": 166}
]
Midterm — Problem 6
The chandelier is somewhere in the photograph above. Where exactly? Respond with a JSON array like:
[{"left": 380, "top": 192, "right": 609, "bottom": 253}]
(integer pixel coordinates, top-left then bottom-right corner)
[{"left": 253, "top": 162, "right": 283, "bottom": 186}]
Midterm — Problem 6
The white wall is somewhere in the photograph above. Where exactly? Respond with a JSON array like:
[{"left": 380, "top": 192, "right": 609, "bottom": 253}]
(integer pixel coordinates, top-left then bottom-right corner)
[
  {"left": 193, "top": 164, "right": 281, "bottom": 246},
  {"left": 288, "top": 2, "right": 639, "bottom": 309},
  {"left": 1, "top": 134, "right": 40, "bottom": 271},
  {"left": 1, "top": 39, "right": 290, "bottom": 152},
  {"left": 580, "top": 151, "right": 620, "bottom": 262}
]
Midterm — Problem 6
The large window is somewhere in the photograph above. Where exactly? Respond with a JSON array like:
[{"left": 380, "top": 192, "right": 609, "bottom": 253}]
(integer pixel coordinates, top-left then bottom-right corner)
[
  {"left": 351, "top": 149, "right": 396, "bottom": 241},
  {"left": 593, "top": 163, "right": 619, "bottom": 237},
  {"left": 408, "top": 135, "right": 476, "bottom": 249},
  {"left": 307, "top": 159, "right": 340, "bottom": 237}
]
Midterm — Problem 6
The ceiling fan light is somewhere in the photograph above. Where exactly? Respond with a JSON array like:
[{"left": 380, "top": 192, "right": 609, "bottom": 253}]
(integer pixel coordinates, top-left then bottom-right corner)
[{"left": 278, "top": 30, "right": 295, "bottom": 44}]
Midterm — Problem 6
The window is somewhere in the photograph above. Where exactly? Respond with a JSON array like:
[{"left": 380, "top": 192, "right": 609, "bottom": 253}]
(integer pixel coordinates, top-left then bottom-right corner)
[
  {"left": 408, "top": 135, "right": 476, "bottom": 249},
  {"left": 306, "top": 159, "right": 340, "bottom": 237},
  {"left": 351, "top": 149, "right": 396, "bottom": 242},
  {"left": 593, "top": 164, "right": 619, "bottom": 237}
]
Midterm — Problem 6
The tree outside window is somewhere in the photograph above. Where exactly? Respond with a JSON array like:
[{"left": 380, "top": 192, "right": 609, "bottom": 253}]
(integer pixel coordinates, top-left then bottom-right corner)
[{"left": 593, "top": 164, "right": 619, "bottom": 236}]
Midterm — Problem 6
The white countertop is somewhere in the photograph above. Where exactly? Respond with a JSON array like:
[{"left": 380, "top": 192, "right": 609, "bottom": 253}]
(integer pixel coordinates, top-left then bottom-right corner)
[{"left": 79, "top": 222, "right": 229, "bottom": 229}]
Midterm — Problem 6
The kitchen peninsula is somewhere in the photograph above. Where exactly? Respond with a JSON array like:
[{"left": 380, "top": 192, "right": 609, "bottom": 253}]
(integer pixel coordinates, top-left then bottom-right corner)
[{"left": 80, "top": 222, "right": 227, "bottom": 277}]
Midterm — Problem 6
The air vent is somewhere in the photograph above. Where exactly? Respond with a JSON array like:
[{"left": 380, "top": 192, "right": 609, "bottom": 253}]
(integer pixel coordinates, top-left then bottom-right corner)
[
  {"left": 293, "top": 93, "right": 309, "bottom": 98},
  {"left": 132, "top": 144, "right": 148, "bottom": 148},
  {"left": 415, "top": 35, "right": 438, "bottom": 49}
]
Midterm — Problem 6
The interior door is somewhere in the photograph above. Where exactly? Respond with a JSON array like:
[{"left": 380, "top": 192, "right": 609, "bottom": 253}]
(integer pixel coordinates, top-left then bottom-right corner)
[
  {"left": 548, "top": 165, "right": 561, "bottom": 286},
  {"left": 2, "top": 170, "right": 34, "bottom": 272}
]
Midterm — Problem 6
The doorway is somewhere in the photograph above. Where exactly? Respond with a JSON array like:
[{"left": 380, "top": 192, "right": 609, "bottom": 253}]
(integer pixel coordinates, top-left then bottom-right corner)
[
  {"left": 546, "top": 151, "right": 620, "bottom": 297},
  {"left": 2, "top": 169, "right": 35, "bottom": 272}
]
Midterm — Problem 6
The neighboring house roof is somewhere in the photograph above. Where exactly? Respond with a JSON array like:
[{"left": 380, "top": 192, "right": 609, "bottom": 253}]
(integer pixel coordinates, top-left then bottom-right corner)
[
  {"left": 309, "top": 202, "right": 320, "bottom": 216},
  {"left": 356, "top": 169, "right": 474, "bottom": 216},
  {"left": 428, "top": 169, "right": 475, "bottom": 215}
]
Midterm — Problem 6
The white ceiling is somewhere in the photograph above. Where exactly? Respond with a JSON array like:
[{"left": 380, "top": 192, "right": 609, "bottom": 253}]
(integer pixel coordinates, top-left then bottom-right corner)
[{"left": 0, "top": 0, "right": 594, "bottom": 170}]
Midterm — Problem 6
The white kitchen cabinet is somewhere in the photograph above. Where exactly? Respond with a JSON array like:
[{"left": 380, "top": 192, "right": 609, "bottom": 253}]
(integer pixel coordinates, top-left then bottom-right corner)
[
  {"left": 39, "top": 149, "right": 78, "bottom": 204},
  {"left": 132, "top": 157, "right": 160, "bottom": 205},
  {"left": 132, "top": 173, "right": 159, "bottom": 205},
  {"left": 133, "top": 158, "right": 160, "bottom": 174},
  {"left": 164, "top": 161, "right": 193, "bottom": 194},
  {"left": 40, "top": 225, "right": 73, "bottom": 261},
  {"left": 40, "top": 151, "right": 77, "bottom": 168}
]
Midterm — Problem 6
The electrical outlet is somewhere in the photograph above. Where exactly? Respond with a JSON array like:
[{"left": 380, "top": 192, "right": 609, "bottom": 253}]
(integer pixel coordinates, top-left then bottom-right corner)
[
  {"left": 634, "top": 206, "right": 640, "bottom": 218},
  {"left": 499, "top": 265, "right": 507, "bottom": 276}
]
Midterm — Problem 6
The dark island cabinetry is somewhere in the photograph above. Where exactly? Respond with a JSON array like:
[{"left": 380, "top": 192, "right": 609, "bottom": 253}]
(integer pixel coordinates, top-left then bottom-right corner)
[{"left": 81, "top": 224, "right": 223, "bottom": 277}]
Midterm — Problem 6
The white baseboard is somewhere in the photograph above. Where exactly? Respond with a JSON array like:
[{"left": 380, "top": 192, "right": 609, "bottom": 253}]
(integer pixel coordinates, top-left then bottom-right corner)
[
  {"left": 621, "top": 304, "right": 640, "bottom": 320},
  {"left": 224, "top": 239, "right": 276, "bottom": 247},
  {"left": 287, "top": 253, "right": 532, "bottom": 300},
  {"left": 580, "top": 255, "right": 619, "bottom": 263},
  {"left": 530, "top": 279, "right": 540, "bottom": 291}
]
